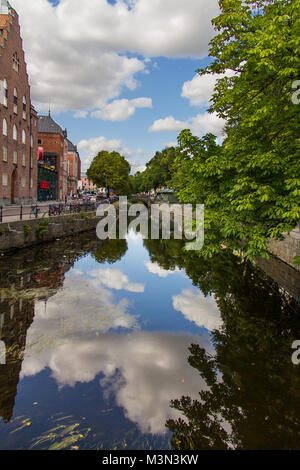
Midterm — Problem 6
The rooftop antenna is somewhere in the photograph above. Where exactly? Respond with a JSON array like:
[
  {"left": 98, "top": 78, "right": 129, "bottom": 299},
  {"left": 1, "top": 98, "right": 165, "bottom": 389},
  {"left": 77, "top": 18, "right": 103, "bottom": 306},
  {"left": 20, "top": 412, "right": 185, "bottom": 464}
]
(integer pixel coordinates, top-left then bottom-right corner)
[{"left": 48, "top": 97, "right": 51, "bottom": 116}]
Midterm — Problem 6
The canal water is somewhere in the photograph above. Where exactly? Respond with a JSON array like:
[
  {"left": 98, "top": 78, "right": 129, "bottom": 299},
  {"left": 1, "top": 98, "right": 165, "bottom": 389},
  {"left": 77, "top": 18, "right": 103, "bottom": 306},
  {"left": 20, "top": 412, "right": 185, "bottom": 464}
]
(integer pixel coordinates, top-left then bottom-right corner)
[{"left": 0, "top": 229, "right": 299, "bottom": 450}]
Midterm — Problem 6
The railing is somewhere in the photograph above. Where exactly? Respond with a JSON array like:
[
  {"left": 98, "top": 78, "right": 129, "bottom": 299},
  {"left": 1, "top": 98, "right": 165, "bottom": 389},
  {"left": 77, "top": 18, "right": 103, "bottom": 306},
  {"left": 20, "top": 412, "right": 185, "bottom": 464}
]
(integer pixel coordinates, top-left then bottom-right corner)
[{"left": 0, "top": 199, "right": 116, "bottom": 223}]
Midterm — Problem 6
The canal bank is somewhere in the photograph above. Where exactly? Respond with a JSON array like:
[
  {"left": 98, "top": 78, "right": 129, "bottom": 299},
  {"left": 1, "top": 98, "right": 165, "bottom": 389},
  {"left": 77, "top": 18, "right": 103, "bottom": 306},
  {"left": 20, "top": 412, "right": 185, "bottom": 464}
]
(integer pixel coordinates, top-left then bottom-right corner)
[
  {"left": 0, "top": 211, "right": 99, "bottom": 253},
  {"left": 0, "top": 202, "right": 299, "bottom": 276}
]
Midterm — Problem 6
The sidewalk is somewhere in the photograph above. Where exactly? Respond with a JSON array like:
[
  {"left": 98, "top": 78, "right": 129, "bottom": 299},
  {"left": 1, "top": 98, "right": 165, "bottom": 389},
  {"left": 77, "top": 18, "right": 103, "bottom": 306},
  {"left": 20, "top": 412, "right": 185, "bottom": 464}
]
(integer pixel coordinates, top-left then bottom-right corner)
[{"left": 0, "top": 200, "right": 90, "bottom": 223}]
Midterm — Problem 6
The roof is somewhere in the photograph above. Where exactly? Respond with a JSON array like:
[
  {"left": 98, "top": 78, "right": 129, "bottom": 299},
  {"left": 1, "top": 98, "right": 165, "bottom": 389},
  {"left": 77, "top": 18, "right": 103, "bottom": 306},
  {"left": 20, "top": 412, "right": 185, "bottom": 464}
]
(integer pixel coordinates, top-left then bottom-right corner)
[
  {"left": 67, "top": 138, "right": 77, "bottom": 152},
  {"left": 38, "top": 114, "right": 66, "bottom": 136}
]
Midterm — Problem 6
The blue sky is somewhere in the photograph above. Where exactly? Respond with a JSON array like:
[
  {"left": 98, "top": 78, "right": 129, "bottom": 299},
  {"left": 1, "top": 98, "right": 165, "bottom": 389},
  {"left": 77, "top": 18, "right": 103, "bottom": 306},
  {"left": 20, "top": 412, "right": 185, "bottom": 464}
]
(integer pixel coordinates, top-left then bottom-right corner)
[{"left": 12, "top": 0, "right": 223, "bottom": 173}]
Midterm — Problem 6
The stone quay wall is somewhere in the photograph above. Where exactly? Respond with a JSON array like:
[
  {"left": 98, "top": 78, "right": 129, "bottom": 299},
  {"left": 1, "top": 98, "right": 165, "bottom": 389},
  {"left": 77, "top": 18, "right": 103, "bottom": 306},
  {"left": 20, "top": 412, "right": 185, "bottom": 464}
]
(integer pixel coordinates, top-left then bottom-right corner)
[
  {"left": 0, "top": 212, "right": 100, "bottom": 253},
  {"left": 267, "top": 226, "right": 300, "bottom": 272}
]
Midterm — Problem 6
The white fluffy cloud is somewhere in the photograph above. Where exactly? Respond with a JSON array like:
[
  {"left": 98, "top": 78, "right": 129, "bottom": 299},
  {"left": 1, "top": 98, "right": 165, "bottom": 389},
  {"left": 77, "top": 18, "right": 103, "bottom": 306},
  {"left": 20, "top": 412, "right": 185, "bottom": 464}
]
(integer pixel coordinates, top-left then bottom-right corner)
[
  {"left": 22, "top": 328, "right": 207, "bottom": 434},
  {"left": 182, "top": 74, "right": 218, "bottom": 108},
  {"left": 172, "top": 288, "right": 222, "bottom": 331},
  {"left": 52, "top": 0, "right": 219, "bottom": 58},
  {"left": 92, "top": 98, "right": 152, "bottom": 121},
  {"left": 149, "top": 70, "right": 237, "bottom": 139},
  {"left": 12, "top": 0, "right": 219, "bottom": 112},
  {"left": 77, "top": 136, "right": 133, "bottom": 171},
  {"left": 189, "top": 111, "right": 226, "bottom": 139},
  {"left": 77, "top": 135, "right": 149, "bottom": 173},
  {"left": 149, "top": 112, "right": 225, "bottom": 140},
  {"left": 181, "top": 71, "right": 237, "bottom": 108},
  {"left": 20, "top": 272, "right": 139, "bottom": 378},
  {"left": 149, "top": 116, "right": 188, "bottom": 133},
  {"left": 145, "top": 261, "right": 182, "bottom": 278},
  {"left": 89, "top": 267, "right": 145, "bottom": 292}
]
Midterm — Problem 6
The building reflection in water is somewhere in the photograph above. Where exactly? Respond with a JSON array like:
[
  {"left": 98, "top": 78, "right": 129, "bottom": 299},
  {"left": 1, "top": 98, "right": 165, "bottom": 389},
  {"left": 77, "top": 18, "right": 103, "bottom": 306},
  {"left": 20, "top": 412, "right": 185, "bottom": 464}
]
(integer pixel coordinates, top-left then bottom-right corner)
[{"left": 0, "top": 233, "right": 111, "bottom": 423}]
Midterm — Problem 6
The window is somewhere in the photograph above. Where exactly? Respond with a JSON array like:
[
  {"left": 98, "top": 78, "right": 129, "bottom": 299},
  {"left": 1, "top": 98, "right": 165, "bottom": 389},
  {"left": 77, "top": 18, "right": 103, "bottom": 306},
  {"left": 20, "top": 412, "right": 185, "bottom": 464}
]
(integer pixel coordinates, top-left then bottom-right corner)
[
  {"left": 21, "top": 176, "right": 26, "bottom": 188},
  {"left": 13, "top": 151, "right": 18, "bottom": 164},
  {"left": 22, "top": 153, "right": 26, "bottom": 166},
  {"left": 38, "top": 139, "right": 42, "bottom": 145},
  {"left": 22, "top": 130, "right": 26, "bottom": 144},
  {"left": 2, "top": 79, "right": 8, "bottom": 107},
  {"left": 2, "top": 146, "right": 8, "bottom": 162},
  {"left": 2, "top": 173, "right": 8, "bottom": 186},
  {"left": 30, "top": 178, "right": 33, "bottom": 189},
  {"left": 30, "top": 155, "right": 33, "bottom": 168},
  {"left": 22, "top": 96, "right": 26, "bottom": 120},
  {"left": 2, "top": 118, "right": 7, "bottom": 136},
  {"left": 13, "top": 88, "right": 18, "bottom": 114},
  {"left": 13, "top": 124, "right": 17, "bottom": 140},
  {"left": 13, "top": 53, "right": 19, "bottom": 73}
]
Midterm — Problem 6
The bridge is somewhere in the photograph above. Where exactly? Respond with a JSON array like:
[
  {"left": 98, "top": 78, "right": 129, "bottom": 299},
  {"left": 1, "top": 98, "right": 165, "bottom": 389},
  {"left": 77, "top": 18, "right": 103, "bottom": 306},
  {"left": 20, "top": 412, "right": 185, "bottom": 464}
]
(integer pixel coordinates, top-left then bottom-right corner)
[{"left": 130, "top": 194, "right": 158, "bottom": 208}]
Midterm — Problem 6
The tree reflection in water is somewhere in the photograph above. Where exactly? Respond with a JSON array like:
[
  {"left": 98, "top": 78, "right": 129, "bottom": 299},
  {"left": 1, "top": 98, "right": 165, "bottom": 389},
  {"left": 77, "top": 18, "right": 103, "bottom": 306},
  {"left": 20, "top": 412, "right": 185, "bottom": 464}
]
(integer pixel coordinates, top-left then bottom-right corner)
[
  {"left": 92, "top": 239, "right": 128, "bottom": 265},
  {"left": 143, "top": 239, "right": 300, "bottom": 450}
]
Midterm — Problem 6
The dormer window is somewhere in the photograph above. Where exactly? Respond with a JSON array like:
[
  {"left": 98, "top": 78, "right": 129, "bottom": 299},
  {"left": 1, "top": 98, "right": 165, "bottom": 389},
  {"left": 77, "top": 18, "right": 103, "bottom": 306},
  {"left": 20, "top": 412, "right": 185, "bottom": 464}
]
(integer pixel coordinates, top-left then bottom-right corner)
[{"left": 13, "top": 53, "right": 19, "bottom": 73}]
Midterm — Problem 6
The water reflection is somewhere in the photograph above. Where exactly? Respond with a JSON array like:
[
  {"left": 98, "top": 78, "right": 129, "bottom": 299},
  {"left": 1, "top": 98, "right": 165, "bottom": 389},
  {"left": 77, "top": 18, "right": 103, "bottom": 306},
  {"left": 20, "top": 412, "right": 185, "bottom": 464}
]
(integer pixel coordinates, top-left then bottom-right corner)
[
  {"left": 172, "top": 289, "right": 222, "bottom": 331},
  {"left": 0, "top": 234, "right": 127, "bottom": 427},
  {"left": 24, "top": 331, "right": 206, "bottom": 435},
  {"left": 152, "top": 240, "right": 300, "bottom": 450},
  {"left": 0, "top": 230, "right": 299, "bottom": 450}
]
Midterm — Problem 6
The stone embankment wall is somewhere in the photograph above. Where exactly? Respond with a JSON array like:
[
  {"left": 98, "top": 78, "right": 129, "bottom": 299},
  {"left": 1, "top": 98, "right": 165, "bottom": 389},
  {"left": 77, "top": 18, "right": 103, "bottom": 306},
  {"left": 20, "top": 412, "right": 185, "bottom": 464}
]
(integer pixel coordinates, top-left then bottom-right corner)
[
  {"left": 0, "top": 212, "right": 99, "bottom": 253},
  {"left": 267, "top": 226, "right": 300, "bottom": 272},
  {"left": 256, "top": 254, "right": 300, "bottom": 304}
]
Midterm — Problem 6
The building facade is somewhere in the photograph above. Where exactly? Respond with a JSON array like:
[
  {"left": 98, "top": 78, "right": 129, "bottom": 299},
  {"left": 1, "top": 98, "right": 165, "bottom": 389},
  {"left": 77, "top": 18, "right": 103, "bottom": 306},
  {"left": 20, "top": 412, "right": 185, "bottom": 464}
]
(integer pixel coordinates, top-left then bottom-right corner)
[
  {"left": 0, "top": 1, "right": 38, "bottom": 205},
  {"left": 37, "top": 114, "right": 69, "bottom": 201},
  {"left": 67, "top": 139, "right": 81, "bottom": 196},
  {"left": 80, "top": 173, "right": 98, "bottom": 192}
]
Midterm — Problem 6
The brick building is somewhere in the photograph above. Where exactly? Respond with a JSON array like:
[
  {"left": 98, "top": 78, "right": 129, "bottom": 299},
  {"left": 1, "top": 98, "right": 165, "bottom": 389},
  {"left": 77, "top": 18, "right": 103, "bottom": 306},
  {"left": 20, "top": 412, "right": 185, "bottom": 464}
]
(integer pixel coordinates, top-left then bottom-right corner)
[
  {"left": 0, "top": 1, "right": 38, "bottom": 205},
  {"left": 37, "top": 113, "right": 69, "bottom": 201},
  {"left": 80, "top": 173, "right": 98, "bottom": 192},
  {"left": 67, "top": 139, "right": 81, "bottom": 196}
]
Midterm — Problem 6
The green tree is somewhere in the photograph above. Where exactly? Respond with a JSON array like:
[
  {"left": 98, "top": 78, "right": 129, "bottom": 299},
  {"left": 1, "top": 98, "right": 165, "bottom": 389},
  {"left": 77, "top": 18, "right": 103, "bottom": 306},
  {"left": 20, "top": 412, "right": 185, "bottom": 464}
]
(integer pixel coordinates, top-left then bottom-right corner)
[
  {"left": 172, "top": 0, "right": 300, "bottom": 260},
  {"left": 87, "top": 151, "right": 131, "bottom": 195},
  {"left": 131, "top": 147, "right": 178, "bottom": 193},
  {"left": 129, "top": 171, "right": 145, "bottom": 194}
]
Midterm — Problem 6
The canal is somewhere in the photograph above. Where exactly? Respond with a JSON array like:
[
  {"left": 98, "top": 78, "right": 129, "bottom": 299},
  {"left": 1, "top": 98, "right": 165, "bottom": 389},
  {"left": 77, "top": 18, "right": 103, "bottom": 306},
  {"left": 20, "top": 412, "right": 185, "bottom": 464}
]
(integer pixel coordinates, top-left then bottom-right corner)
[{"left": 0, "top": 229, "right": 299, "bottom": 450}]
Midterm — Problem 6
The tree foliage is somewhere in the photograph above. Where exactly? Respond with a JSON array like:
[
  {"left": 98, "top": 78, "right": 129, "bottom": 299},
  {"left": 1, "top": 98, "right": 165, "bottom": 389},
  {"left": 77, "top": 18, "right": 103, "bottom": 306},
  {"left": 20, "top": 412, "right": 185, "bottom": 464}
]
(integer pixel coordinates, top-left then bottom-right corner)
[
  {"left": 131, "top": 147, "right": 178, "bottom": 193},
  {"left": 142, "top": 238, "right": 300, "bottom": 450},
  {"left": 87, "top": 151, "right": 131, "bottom": 195},
  {"left": 92, "top": 238, "right": 128, "bottom": 265},
  {"left": 171, "top": 0, "right": 300, "bottom": 260}
]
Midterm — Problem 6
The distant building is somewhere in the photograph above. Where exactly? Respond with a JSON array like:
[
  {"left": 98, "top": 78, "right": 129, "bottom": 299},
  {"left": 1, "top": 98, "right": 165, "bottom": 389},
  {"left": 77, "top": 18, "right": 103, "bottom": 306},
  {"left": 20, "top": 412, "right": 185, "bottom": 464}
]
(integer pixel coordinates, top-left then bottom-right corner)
[
  {"left": 81, "top": 172, "right": 98, "bottom": 192},
  {"left": 0, "top": 1, "right": 38, "bottom": 205},
  {"left": 67, "top": 139, "right": 81, "bottom": 196},
  {"left": 37, "top": 113, "right": 69, "bottom": 201}
]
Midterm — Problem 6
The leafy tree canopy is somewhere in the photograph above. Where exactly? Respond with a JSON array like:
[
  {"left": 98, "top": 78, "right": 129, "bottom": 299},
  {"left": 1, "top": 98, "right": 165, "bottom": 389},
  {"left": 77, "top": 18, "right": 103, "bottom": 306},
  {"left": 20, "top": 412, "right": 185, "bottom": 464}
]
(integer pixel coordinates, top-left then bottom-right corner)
[
  {"left": 131, "top": 147, "right": 178, "bottom": 193},
  {"left": 87, "top": 151, "right": 131, "bottom": 195},
  {"left": 171, "top": 0, "right": 300, "bottom": 260}
]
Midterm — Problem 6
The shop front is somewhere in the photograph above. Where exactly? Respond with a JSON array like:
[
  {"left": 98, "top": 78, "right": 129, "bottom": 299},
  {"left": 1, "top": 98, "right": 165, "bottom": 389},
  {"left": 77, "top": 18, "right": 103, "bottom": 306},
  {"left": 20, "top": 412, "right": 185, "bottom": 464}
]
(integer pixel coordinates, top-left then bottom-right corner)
[{"left": 37, "top": 164, "right": 57, "bottom": 202}]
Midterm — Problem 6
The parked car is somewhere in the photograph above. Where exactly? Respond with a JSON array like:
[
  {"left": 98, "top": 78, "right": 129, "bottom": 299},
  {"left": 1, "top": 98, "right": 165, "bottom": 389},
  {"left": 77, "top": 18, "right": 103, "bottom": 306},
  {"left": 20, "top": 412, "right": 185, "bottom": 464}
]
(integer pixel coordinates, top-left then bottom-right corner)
[{"left": 82, "top": 193, "right": 96, "bottom": 202}]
